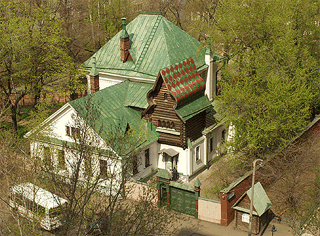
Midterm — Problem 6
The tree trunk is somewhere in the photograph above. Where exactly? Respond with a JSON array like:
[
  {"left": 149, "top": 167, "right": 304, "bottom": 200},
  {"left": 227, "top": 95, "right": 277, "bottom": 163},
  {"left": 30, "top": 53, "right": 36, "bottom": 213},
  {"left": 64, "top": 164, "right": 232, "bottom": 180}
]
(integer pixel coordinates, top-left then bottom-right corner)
[{"left": 11, "top": 104, "right": 18, "bottom": 135}]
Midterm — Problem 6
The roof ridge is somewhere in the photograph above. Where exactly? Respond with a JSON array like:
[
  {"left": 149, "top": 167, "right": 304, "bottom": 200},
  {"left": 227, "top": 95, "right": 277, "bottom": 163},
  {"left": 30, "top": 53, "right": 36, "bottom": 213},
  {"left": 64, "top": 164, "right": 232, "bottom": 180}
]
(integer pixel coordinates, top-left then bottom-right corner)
[
  {"left": 134, "top": 15, "right": 162, "bottom": 70},
  {"left": 161, "top": 20, "right": 174, "bottom": 66}
]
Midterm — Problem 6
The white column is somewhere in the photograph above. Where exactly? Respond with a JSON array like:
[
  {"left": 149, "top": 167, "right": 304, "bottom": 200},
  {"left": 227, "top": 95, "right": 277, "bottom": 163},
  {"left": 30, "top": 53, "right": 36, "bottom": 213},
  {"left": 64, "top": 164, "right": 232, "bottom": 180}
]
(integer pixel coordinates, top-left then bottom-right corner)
[
  {"left": 187, "top": 147, "right": 191, "bottom": 176},
  {"left": 203, "top": 135, "right": 207, "bottom": 166},
  {"left": 205, "top": 50, "right": 218, "bottom": 101}
]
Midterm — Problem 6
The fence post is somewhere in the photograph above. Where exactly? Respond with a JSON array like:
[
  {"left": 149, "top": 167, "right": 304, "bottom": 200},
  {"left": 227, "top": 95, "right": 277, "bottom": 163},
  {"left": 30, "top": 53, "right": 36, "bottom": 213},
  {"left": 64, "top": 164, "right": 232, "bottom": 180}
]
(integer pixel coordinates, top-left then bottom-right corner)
[
  {"left": 157, "top": 181, "right": 161, "bottom": 208},
  {"left": 194, "top": 178, "right": 201, "bottom": 219},
  {"left": 166, "top": 183, "right": 170, "bottom": 206}
]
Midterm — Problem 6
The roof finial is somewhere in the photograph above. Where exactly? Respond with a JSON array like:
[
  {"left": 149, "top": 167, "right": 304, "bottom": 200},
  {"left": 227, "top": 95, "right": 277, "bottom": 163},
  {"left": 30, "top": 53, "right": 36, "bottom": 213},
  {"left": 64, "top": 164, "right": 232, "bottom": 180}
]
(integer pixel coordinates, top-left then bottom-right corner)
[{"left": 120, "top": 18, "right": 129, "bottom": 38}]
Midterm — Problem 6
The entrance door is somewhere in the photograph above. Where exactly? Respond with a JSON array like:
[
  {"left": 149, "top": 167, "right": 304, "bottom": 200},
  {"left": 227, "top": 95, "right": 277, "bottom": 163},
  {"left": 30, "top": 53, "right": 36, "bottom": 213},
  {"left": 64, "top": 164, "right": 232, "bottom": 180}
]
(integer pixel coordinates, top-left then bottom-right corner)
[
  {"left": 160, "top": 185, "right": 167, "bottom": 206},
  {"left": 165, "top": 154, "right": 178, "bottom": 171}
]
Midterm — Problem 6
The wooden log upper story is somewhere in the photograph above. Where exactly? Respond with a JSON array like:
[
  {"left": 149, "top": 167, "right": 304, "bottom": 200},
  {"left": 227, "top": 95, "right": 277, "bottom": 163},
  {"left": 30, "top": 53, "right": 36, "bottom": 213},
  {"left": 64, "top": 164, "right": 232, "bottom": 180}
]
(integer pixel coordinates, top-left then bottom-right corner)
[{"left": 142, "top": 76, "right": 209, "bottom": 149}]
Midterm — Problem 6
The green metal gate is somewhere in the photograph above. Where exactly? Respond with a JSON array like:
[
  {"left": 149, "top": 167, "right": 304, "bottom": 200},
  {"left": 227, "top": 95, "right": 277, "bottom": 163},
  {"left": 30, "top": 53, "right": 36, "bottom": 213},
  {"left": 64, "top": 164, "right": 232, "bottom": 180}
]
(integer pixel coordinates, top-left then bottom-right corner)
[
  {"left": 170, "top": 183, "right": 196, "bottom": 216},
  {"left": 156, "top": 169, "right": 201, "bottom": 218}
]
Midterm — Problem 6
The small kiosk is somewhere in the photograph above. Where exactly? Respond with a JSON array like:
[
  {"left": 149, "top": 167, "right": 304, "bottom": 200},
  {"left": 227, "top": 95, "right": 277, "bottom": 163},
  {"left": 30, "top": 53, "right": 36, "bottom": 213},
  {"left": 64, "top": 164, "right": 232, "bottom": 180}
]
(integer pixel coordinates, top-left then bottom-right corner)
[{"left": 232, "top": 182, "right": 272, "bottom": 235}]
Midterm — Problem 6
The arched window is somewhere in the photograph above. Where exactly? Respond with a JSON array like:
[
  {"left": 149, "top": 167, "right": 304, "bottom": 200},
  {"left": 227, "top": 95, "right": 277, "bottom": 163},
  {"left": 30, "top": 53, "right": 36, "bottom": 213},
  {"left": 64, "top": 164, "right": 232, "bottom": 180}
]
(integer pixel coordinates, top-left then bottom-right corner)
[{"left": 171, "top": 122, "right": 175, "bottom": 129}]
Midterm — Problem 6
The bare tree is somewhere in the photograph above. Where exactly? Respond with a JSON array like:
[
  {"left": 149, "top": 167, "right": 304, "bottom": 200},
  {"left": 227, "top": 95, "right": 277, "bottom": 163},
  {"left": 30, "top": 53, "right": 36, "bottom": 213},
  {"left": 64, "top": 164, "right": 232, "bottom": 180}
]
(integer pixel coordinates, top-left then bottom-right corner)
[{"left": 28, "top": 98, "right": 174, "bottom": 235}]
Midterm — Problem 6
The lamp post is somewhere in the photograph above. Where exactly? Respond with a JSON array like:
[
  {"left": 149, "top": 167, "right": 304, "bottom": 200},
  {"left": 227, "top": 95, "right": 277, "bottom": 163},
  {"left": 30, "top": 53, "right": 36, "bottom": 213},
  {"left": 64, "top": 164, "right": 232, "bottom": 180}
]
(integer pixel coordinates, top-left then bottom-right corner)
[
  {"left": 271, "top": 225, "right": 277, "bottom": 236},
  {"left": 248, "top": 158, "right": 263, "bottom": 236}
]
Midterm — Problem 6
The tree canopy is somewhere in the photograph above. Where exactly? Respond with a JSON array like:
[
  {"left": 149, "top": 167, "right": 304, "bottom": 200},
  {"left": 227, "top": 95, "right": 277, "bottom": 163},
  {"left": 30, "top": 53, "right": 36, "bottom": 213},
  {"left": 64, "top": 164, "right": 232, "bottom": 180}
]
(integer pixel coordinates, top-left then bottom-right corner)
[{"left": 213, "top": 0, "right": 320, "bottom": 155}]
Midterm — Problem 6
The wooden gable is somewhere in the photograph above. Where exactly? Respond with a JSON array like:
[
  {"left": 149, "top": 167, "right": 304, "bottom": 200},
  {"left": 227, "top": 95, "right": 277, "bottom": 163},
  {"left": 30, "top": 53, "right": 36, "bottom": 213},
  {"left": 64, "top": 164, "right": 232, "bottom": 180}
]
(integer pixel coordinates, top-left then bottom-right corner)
[
  {"left": 143, "top": 76, "right": 186, "bottom": 148},
  {"left": 143, "top": 57, "right": 211, "bottom": 148}
]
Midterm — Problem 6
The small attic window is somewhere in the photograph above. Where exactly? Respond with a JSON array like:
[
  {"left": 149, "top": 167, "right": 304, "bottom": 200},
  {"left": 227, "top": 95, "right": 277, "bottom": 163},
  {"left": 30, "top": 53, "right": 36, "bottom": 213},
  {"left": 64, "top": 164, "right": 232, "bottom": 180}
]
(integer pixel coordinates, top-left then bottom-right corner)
[
  {"left": 164, "top": 93, "right": 168, "bottom": 101},
  {"left": 125, "top": 123, "right": 131, "bottom": 134}
]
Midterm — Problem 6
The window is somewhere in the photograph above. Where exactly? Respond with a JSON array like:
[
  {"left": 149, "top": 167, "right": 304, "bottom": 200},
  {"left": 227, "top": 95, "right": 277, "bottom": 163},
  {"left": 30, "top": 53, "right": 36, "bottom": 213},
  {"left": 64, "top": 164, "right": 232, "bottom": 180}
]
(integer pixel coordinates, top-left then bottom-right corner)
[
  {"left": 66, "top": 125, "right": 80, "bottom": 138},
  {"left": 125, "top": 123, "right": 131, "bottom": 134},
  {"left": 195, "top": 146, "right": 200, "bottom": 161},
  {"left": 132, "top": 157, "right": 138, "bottom": 175},
  {"left": 58, "top": 149, "right": 66, "bottom": 169},
  {"left": 222, "top": 129, "right": 226, "bottom": 143},
  {"left": 43, "top": 147, "right": 51, "bottom": 166},
  {"left": 49, "top": 206, "right": 62, "bottom": 218},
  {"left": 71, "top": 127, "right": 80, "bottom": 139},
  {"left": 100, "top": 159, "right": 108, "bottom": 178},
  {"left": 157, "top": 120, "right": 175, "bottom": 129},
  {"left": 210, "top": 137, "right": 214, "bottom": 152},
  {"left": 145, "top": 149, "right": 150, "bottom": 168},
  {"left": 65, "top": 126, "right": 70, "bottom": 136}
]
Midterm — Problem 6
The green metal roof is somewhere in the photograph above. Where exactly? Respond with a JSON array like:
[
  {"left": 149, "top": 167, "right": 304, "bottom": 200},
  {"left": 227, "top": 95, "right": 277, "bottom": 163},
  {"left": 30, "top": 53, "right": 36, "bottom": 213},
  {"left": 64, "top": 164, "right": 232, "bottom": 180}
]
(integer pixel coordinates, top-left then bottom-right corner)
[
  {"left": 176, "top": 95, "right": 211, "bottom": 121},
  {"left": 156, "top": 169, "right": 172, "bottom": 180},
  {"left": 124, "top": 82, "right": 153, "bottom": 109},
  {"left": 68, "top": 81, "right": 158, "bottom": 150},
  {"left": 233, "top": 182, "right": 272, "bottom": 217},
  {"left": 170, "top": 181, "right": 195, "bottom": 192},
  {"left": 246, "top": 182, "right": 272, "bottom": 217},
  {"left": 82, "top": 13, "right": 213, "bottom": 79}
]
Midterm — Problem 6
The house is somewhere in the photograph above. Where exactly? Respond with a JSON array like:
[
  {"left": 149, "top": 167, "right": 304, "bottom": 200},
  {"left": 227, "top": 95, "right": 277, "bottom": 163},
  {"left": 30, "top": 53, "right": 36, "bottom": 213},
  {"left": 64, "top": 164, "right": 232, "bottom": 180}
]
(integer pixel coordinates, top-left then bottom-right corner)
[
  {"left": 25, "top": 12, "right": 227, "bottom": 187},
  {"left": 232, "top": 182, "right": 272, "bottom": 234}
]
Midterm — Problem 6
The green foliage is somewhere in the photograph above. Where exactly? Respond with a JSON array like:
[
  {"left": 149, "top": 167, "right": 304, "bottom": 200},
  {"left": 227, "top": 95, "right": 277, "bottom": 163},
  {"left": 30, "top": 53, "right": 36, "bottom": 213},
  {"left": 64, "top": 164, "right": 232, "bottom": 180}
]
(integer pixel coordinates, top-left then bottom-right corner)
[
  {"left": 0, "top": 0, "right": 83, "bottom": 134},
  {"left": 214, "top": 0, "right": 320, "bottom": 155}
]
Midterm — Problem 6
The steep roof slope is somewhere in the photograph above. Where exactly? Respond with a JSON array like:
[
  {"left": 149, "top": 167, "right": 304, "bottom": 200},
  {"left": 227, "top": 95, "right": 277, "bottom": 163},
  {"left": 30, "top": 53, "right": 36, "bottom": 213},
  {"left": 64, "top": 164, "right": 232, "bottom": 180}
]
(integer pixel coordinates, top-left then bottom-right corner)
[
  {"left": 160, "top": 57, "right": 205, "bottom": 105},
  {"left": 82, "top": 12, "right": 207, "bottom": 80},
  {"left": 233, "top": 182, "right": 272, "bottom": 217},
  {"left": 68, "top": 81, "right": 158, "bottom": 147}
]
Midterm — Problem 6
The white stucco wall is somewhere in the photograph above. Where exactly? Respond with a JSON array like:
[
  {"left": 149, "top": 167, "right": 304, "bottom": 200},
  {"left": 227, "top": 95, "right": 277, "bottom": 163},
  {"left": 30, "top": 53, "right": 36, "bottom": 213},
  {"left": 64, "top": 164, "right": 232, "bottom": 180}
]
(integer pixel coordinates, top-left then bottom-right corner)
[
  {"left": 93, "top": 72, "right": 155, "bottom": 91},
  {"left": 190, "top": 137, "right": 206, "bottom": 175},
  {"left": 131, "top": 141, "right": 158, "bottom": 180},
  {"left": 157, "top": 143, "right": 188, "bottom": 176},
  {"left": 198, "top": 198, "right": 221, "bottom": 224},
  {"left": 31, "top": 139, "right": 122, "bottom": 181},
  {"left": 99, "top": 76, "right": 122, "bottom": 90},
  {"left": 207, "top": 125, "right": 227, "bottom": 162}
]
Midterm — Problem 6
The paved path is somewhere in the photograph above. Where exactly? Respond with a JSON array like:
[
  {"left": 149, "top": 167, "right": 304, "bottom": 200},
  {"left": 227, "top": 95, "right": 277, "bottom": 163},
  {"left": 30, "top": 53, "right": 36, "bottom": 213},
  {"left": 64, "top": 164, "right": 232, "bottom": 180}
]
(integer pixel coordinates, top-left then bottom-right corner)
[{"left": 171, "top": 215, "right": 293, "bottom": 236}]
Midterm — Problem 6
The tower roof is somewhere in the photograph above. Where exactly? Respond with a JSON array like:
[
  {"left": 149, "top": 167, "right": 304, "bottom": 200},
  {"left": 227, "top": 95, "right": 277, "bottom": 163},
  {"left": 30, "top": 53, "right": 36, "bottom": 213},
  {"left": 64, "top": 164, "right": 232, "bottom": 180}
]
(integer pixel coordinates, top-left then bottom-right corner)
[{"left": 160, "top": 57, "right": 205, "bottom": 105}]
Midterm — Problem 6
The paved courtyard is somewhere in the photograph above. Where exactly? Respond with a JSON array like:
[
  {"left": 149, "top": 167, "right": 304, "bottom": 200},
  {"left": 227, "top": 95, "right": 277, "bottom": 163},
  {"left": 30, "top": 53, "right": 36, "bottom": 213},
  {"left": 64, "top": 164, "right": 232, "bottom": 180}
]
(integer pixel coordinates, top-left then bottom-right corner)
[{"left": 172, "top": 214, "right": 293, "bottom": 236}]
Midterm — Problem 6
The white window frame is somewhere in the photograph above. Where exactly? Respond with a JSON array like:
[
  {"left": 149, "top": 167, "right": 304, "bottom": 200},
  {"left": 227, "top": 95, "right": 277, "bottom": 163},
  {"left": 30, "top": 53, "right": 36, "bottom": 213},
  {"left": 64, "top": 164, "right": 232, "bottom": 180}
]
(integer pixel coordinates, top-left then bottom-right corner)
[{"left": 195, "top": 146, "right": 200, "bottom": 162}]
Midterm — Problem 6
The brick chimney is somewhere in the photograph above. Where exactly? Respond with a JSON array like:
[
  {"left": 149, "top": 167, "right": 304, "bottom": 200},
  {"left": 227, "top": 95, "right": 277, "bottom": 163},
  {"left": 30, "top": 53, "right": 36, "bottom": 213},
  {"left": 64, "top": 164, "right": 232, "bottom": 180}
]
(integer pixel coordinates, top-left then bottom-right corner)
[
  {"left": 89, "top": 57, "right": 99, "bottom": 93},
  {"left": 120, "top": 18, "right": 132, "bottom": 62}
]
